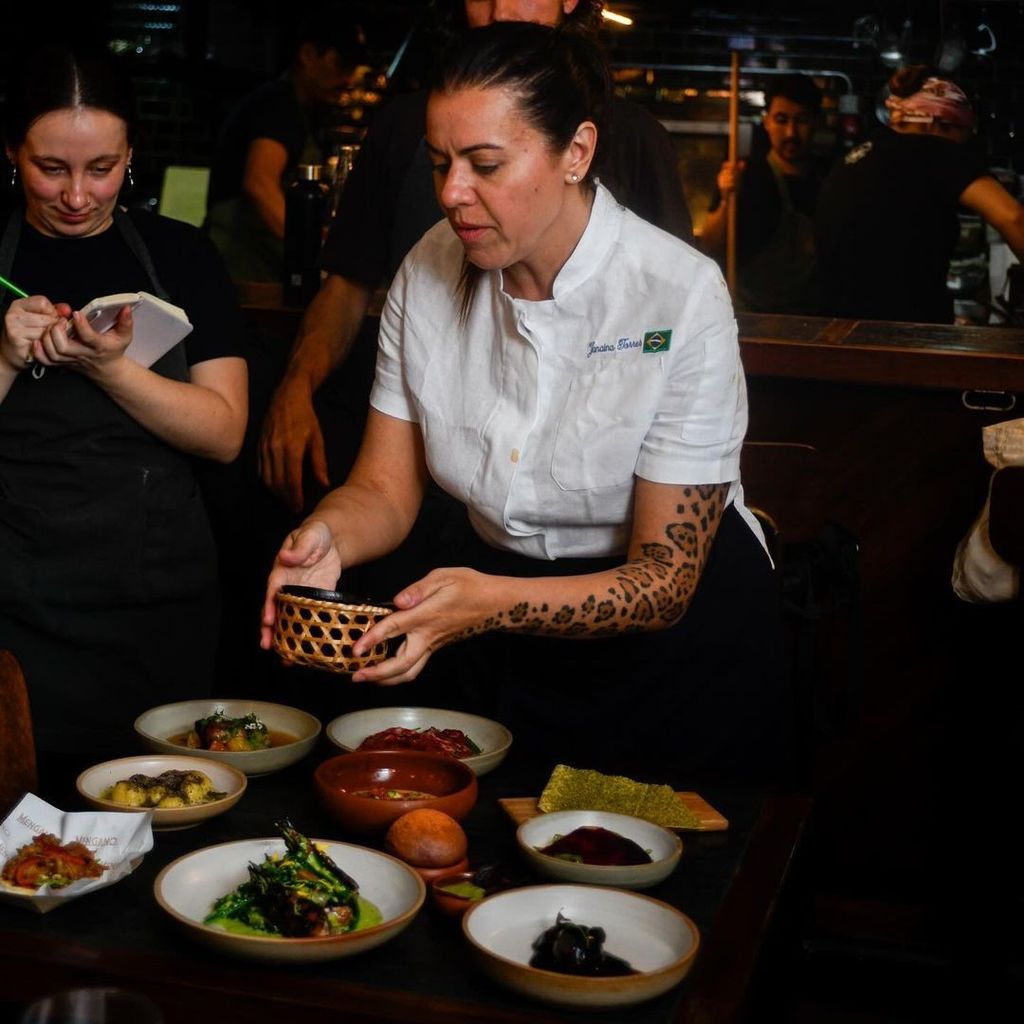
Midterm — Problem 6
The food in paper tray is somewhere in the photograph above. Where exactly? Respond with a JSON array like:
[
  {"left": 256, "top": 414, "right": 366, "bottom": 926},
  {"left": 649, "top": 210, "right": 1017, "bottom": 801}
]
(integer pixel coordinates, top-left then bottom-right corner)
[
  {"left": 537, "top": 765, "right": 701, "bottom": 829},
  {"left": 536, "top": 826, "right": 653, "bottom": 866},
  {"left": 102, "top": 769, "right": 225, "bottom": 809},
  {"left": 179, "top": 710, "right": 271, "bottom": 751},
  {"left": 1, "top": 834, "right": 106, "bottom": 890},
  {"left": 530, "top": 912, "right": 637, "bottom": 977},
  {"left": 356, "top": 726, "right": 481, "bottom": 759},
  {"left": 204, "top": 819, "right": 381, "bottom": 937}
]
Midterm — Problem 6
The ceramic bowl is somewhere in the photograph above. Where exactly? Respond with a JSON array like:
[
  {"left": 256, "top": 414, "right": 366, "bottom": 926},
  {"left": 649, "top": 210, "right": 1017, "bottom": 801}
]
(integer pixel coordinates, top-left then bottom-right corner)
[
  {"left": 313, "top": 750, "right": 478, "bottom": 835},
  {"left": 516, "top": 810, "right": 683, "bottom": 890},
  {"left": 76, "top": 755, "right": 246, "bottom": 831},
  {"left": 325, "top": 706, "right": 513, "bottom": 776},
  {"left": 429, "top": 865, "right": 522, "bottom": 920},
  {"left": 462, "top": 884, "right": 699, "bottom": 1009},
  {"left": 134, "top": 699, "right": 321, "bottom": 776},
  {"left": 154, "top": 837, "right": 424, "bottom": 963},
  {"left": 430, "top": 870, "right": 482, "bottom": 919}
]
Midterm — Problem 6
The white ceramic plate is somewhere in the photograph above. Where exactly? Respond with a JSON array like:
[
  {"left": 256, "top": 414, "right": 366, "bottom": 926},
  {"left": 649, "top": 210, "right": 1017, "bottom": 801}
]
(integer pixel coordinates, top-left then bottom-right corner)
[
  {"left": 134, "top": 699, "right": 321, "bottom": 776},
  {"left": 76, "top": 755, "right": 247, "bottom": 831},
  {"left": 516, "top": 810, "right": 683, "bottom": 890},
  {"left": 154, "top": 837, "right": 425, "bottom": 962},
  {"left": 325, "top": 707, "right": 512, "bottom": 776},
  {"left": 463, "top": 884, "right": 699, "bottom": 1009}
]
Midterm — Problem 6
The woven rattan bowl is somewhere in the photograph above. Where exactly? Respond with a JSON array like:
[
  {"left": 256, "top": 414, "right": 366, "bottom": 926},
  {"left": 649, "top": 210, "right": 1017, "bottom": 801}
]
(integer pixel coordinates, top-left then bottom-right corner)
[{"left": 273, "top": 586, "right": 395, "bottom": 674}]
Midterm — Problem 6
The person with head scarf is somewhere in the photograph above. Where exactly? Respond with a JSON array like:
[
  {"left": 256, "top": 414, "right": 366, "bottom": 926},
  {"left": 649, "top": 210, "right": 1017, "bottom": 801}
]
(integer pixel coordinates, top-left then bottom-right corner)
[{"left": 815, "top": 65, "right": 1024, "bottom": 324}]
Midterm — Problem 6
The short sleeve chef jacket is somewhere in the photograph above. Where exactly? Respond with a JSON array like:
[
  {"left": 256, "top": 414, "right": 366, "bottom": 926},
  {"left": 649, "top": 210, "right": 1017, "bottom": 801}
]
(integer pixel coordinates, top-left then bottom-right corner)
[{"left": 371, "top": 184, "right": 761, "bottom": 561}]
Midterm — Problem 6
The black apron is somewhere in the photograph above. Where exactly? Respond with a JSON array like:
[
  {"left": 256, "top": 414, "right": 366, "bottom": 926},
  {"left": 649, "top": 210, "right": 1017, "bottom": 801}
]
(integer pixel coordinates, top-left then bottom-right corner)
[
  {"left": 0, "top": 209, "right": 219, "bottom": 754},
  {"left": 432, "top": 504, "right": 789, "bottom": 788}
]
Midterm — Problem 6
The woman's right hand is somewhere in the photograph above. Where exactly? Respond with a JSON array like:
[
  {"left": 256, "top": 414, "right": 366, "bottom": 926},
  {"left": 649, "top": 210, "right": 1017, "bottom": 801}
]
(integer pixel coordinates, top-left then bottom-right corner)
[
  {"left": 1, "top": 295, "right": 66, "bottom": 372},
  {"left": 259, "top": 518, "right": 343, "bottom": 649}
]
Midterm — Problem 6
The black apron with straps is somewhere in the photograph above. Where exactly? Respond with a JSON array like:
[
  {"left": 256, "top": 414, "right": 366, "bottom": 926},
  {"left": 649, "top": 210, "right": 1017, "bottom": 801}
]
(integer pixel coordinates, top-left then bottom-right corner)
[{"left": 0, "top": 208, "right": 218, "bottom": 753}]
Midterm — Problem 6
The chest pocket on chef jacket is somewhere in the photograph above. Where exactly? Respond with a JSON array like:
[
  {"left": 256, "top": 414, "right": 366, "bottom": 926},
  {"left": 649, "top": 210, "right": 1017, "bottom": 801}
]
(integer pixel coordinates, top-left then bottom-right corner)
[{"left": 551, "top": 359, "right": 665, "bottom": 491}]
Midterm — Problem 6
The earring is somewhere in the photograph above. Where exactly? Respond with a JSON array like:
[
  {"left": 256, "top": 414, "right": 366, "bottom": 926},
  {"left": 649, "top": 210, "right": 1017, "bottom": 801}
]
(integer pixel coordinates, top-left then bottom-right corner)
[
  {"left": 9, "top": 166, "right": 16, "bottom": 188},
  {"left": 126, "top": 162, "right": 135, "bottom": 189},
  {"left": 569, "top": 172, "right": 579, "bottom": 183}
]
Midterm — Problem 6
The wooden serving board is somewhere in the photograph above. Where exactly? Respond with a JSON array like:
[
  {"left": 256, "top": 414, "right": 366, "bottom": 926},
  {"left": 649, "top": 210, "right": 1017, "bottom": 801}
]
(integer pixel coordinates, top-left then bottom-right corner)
[{"left": 498, "top": 793, "right": 729, "bottom": 832}]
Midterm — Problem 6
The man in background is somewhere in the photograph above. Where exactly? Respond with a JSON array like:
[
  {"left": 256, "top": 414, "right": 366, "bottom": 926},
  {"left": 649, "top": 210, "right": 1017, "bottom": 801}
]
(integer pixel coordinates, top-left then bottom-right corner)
[
  {"left": 701, "top": 73, "right": 824, "bottom": 313},
  {"left": 205, "top": 4, "right": 366, "bottom": 283}
]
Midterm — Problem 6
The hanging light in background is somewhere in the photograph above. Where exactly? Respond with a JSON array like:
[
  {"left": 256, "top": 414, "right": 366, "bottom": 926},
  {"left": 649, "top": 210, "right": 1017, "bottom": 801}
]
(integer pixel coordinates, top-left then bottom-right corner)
[
  {"left": 601, "top": 7, "right": 633, "bottom": 27},
  {"left": 878, "top": 18, "right": 912, "bottom": 67}
]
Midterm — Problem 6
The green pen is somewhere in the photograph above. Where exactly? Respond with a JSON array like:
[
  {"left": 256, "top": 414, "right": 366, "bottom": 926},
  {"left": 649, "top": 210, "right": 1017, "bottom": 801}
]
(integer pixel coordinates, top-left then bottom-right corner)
[{"left": 0, "top": 274, "right": 28, "bottom": 299}]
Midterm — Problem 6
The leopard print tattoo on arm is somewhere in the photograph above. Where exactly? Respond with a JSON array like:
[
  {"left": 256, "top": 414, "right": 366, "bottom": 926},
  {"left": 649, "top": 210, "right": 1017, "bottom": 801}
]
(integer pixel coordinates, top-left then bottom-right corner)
[{"left": 450, "top": 483, "right": 729, "bottom": 642}]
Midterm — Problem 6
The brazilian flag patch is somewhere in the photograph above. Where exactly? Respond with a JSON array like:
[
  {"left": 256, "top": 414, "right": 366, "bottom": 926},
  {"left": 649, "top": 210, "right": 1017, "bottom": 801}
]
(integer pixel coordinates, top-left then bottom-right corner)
[{"left": 642, "top": 329, "right": 672, "bottom": 354}]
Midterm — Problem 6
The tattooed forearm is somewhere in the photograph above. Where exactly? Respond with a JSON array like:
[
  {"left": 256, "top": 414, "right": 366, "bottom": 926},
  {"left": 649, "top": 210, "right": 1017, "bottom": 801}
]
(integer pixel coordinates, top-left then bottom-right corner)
[{"left": 450, "top": 483, "right": 730, "bottom": 644}]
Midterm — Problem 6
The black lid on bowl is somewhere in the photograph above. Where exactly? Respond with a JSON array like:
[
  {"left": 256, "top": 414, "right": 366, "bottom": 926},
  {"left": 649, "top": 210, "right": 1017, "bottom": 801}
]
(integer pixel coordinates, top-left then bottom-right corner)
[{"left": 279, "top": 585, "right": 395, "bottom": 609}]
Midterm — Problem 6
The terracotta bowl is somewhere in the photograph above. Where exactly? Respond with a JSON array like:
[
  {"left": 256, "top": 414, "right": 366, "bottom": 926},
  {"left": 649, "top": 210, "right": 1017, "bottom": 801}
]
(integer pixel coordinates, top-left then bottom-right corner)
[
  {"left": 413, "top": 856, "right": 470, "bottom": 886},
  {"left": 430, "top": 870, "right": 482, "bottom": 919},
  {"left": 314, "top": 750, "right": 478, "bottom": 835}
]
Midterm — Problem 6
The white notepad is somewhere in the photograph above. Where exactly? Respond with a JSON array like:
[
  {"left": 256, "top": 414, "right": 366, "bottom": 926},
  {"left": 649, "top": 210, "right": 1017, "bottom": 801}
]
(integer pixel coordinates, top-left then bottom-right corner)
[{"left": 78, "top": 290, "right": 193, "bottom": 367}]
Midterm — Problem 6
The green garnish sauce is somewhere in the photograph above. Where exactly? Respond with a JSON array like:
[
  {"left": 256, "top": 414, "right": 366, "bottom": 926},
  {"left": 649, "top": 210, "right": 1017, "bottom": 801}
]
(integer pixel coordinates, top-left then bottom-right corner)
[
  {"left": 210, "top": 894, "right": 382, "bottom": 937},
  {"left": 438, "top": 881, "right": 485, "bottom": 900}
]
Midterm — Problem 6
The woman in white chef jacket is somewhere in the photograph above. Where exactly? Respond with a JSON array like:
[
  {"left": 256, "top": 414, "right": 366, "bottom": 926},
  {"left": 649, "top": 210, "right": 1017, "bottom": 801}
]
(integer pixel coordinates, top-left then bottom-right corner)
[{"left": 262, "top": 22, "right": 788, "bottom": 784}]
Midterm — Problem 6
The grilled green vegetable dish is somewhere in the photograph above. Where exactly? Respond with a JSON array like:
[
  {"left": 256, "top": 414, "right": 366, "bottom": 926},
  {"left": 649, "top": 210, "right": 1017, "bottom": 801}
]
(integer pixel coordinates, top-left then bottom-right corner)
[{"left": 205, "top": 819, "right": 381, "bottom": 937}]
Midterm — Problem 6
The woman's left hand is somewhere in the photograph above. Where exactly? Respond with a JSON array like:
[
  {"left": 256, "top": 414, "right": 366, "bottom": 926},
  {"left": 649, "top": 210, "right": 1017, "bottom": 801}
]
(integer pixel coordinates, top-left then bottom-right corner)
[
  {"left": 34, "top": 304, "right": 133, "bottom": 375},
  {"left": 350, "top": 567, "right": 496, "bottom": 685}
]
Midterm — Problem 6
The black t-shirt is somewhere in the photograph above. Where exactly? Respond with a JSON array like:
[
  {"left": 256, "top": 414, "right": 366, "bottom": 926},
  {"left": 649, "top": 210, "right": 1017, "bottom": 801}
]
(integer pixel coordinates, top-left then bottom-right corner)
[
  {"left": 709, "top": 152, "right": 824, "bottom": 268},
  {"left": 815, "top": 128, "right": 987, "bottom": 323},
  {"left": 7, "top": 210, "right": 243, "bottom": 366},
  {"left": 0, "top": 210, "right": 243, "bottom": 477},
  {"left": 206, "top": 76, "right": 307, "bottom": 209}
]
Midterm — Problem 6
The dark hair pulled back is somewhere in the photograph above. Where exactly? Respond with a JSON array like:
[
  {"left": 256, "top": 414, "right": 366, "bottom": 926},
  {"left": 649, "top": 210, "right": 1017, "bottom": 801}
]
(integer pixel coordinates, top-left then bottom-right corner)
[
  {"left": 435, "top": 21, "right": 609, "bottom": 170},
  {"left": 3, "top": 44, "right": 136, "bottom": 151},
  {"left": 433, "top": 22, "right": 610, "bottom": 320}
]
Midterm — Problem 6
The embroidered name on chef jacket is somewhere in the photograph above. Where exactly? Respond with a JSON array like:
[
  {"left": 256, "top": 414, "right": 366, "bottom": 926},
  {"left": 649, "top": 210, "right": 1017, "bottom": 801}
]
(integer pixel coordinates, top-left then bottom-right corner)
[{"left": 586, "top": 329, "right": 673, "bottom": 358}]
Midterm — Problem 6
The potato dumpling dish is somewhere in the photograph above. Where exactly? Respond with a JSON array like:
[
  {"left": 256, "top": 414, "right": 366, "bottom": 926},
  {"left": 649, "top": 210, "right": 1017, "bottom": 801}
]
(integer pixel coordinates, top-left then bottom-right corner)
[{"left": 103, "top": 769, "right": 224, "bottom": 808}]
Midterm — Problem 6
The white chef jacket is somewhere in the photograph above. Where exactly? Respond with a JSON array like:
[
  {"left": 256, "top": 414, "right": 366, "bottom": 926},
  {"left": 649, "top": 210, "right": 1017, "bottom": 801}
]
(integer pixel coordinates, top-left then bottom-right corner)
[{"left": 371, "top": 183, "right": 763, "bottom": 561}]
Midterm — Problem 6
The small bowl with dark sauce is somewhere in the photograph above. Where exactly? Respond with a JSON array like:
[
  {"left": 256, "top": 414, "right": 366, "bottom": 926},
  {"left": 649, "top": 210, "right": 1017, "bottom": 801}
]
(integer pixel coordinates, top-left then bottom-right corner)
[{"left": 516, "top": 810, "right": 682, "bottom": 890}]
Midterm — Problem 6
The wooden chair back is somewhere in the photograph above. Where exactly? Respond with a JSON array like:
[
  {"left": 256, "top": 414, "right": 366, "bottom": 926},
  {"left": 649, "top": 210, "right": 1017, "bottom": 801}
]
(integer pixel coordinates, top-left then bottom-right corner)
[{"left": 0, "top": 649, "right": 38, "bottom": 815}]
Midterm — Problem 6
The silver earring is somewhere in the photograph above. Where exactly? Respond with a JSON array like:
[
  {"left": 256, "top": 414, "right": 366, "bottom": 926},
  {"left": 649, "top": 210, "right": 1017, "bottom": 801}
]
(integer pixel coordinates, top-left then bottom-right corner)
[
  {"left": 126, "top": 163, "right": 135, "bottom": 189},
  {"left": 9, "top": 167, "right": 16, "bottom": 188}
]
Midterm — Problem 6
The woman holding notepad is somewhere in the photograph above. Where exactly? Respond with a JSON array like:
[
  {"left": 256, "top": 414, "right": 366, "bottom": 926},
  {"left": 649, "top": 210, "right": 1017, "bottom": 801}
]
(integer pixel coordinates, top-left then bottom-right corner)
[{"left": 0, "top": 45, "right": 247, "bottom": 755}]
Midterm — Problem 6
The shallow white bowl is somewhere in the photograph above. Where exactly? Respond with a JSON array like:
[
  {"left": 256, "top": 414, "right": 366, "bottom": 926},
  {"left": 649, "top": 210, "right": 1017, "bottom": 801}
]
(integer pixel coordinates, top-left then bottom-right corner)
[
  {"left": 134, "top": 699, "right": 321, "bottom": 776},
  {"left": 462, "top": 884, "right": 699, "bottom": 1009},
  {"left": 76, "top": 755, "right": 247, "bottom": 831},
  {"left": 516, "top": 810, "right": 683, "bottom": 890},
  {"left": 325, "top": 706, "right": 512, "bottom": 776},
  {"left": 154, "top": 837, "right": 425, "bottom": 963}
]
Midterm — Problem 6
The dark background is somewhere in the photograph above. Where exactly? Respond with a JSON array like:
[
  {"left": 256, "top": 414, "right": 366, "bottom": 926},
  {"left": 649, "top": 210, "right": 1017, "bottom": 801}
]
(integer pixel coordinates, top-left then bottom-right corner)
[{"left": 2, "top": 0, "right": 1022, "bottom": 210}]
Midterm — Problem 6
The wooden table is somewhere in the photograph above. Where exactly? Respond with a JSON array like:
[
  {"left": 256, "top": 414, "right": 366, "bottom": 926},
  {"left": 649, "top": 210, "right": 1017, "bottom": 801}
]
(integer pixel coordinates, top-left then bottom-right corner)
[{"left": 0, "top": 746, "right": 809, "bottom": 1024}]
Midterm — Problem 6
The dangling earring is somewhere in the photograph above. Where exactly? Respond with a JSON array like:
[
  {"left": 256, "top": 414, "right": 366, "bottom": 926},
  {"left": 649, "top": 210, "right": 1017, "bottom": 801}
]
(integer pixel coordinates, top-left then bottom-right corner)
[
  {"left": 9, "top": 166, "right": 17, "bottom": 188},
  {"left": 126, "top": 162, "right": 135, "bottom": 189}
]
